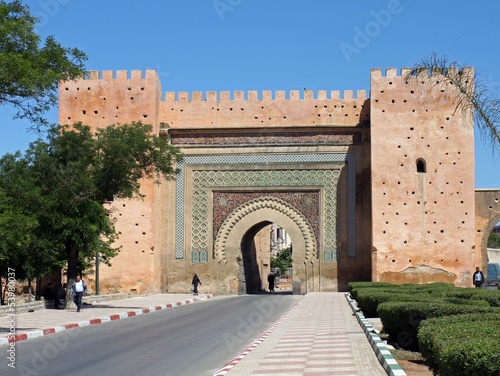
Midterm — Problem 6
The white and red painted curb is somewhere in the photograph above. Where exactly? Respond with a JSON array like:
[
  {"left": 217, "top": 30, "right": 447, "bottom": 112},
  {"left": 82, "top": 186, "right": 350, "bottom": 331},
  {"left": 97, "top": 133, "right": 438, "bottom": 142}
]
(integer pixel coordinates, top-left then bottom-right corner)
[
  {"left": 0, "top": 294, "right": 214, "bottom": 346},
  {"left": 345, "top": 293, "right": 407, "bottom": 376},
  {"left": 212, "top": 296, "right": 305, "bottom": 376}
]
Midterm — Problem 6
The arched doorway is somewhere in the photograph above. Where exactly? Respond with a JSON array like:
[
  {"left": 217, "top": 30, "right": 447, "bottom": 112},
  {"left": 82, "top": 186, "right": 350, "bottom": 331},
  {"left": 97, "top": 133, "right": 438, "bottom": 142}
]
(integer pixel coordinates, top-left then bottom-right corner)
[
  {"left": 213, "top": 197, "right": 317, "bottom": 294},
  {"left": 240, "top": 221, "right": 272, "bottom": 294}
]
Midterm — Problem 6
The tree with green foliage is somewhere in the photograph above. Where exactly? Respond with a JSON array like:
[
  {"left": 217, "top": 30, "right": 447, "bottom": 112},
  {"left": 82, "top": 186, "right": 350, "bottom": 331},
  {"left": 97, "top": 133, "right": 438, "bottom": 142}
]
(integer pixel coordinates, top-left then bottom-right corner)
[
  {"left": 0, "top": 122, "right": 182, "bottom": 307},
  {"left": 271, "top": 245, "right": 292, "bottom": 276},
  {"left": 0, "top": 0, "right": 87, "bottom": 129},
  {"left": 488, "top": 232, "right": 500, "bottom": 249}
]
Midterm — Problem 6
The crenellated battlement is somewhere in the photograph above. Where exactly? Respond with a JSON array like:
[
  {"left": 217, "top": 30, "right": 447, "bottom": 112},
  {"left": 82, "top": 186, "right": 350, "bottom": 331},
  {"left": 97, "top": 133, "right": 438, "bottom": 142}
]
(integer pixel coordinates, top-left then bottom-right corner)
[
  {"left": 161, "top": 88, "right": 370, "bottom": 128},
  {"left": 83, "top": 69, "right": 158, "bottom": 81},
  {"left": 370, "top": 67, "right": 473, "bottom": 79},
  {"left": 164, "top": 89, "right": 367, "bottom": 102}
]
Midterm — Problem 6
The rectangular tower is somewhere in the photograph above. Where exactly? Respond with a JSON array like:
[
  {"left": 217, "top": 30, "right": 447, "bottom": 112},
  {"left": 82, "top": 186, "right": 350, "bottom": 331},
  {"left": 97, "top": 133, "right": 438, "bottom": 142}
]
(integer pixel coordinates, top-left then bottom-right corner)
[
  {"left": 370, "top": 68, "right": 476, "bottom": 287},
  {"left": 59, "top": 70, "right": 162, "bottom": 293}
]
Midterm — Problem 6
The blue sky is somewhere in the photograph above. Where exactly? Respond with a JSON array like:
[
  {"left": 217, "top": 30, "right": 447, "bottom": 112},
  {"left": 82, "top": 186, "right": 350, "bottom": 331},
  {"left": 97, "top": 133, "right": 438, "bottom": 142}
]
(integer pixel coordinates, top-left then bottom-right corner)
[{"left": 2, "top": 0, "right": 500, "bottom": 188}]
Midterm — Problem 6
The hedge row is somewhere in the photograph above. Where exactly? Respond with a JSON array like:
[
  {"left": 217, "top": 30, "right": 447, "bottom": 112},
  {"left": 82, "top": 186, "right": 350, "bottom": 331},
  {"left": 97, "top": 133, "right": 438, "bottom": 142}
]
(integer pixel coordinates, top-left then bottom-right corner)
[
  {"left": 355, "top": 289, "right": 433, "bottom": 317},
  {"left": 377, "top": 301, "right": 495, "bottom": 350},
  {"left": 445, "top": 288, "right": 500, "bottom": 307},
  {"left": 350, "top": 282, "right": 458, "bottom": 317},
  {"left": 348, "top": 282, "right": 394, "bottom": 300},
  {"left": 418, "top": 313, "right": 500, "bottom": 376},
  {"left": 349, "top": 282, "right": 500, "bottom": 375}
]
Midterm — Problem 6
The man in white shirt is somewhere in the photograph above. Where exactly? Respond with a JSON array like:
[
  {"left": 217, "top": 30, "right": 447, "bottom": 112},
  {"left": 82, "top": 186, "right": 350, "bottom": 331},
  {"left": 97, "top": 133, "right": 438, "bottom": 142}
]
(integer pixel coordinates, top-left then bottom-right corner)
[
  {"left": 473, "top": 267, "right": 485, "bottom": 288},
  {"left": 71, "top": 276, "right": 87, "bottom": 312}
]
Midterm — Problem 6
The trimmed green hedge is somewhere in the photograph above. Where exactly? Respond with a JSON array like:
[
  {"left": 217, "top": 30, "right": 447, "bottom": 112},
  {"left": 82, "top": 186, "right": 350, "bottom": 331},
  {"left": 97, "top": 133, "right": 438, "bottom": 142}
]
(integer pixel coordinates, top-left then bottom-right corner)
[
  {"left": 377, "top": 301, "right": 494, "bottom": 350},
  {"left": 418, "top": 313, "right": 500, "bottom": 376},
  {"left": 355, "top": 289, "right": 434, "bottom": 317},
  {"left": 348, "top": 282, "right": 394, "bottom": 300},
  {"left": 441, "top": 297, "right": 490, "bottom": 307},
  {"left": 445, "top": 288, "right": 500, "bottom": 307}
]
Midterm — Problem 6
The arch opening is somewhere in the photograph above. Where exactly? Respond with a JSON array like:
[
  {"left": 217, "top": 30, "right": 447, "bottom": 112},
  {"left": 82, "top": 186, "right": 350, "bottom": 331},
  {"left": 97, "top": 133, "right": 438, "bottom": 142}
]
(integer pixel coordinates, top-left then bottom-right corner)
[
  {"left": 239, "top": 221, "right": 294, "bottom": 294},
  {"left": 214, "top": 196, "right": 316, "bottom": 295},
  {"left": 240, "top": 221, "right": 272, "bottom": 294}
]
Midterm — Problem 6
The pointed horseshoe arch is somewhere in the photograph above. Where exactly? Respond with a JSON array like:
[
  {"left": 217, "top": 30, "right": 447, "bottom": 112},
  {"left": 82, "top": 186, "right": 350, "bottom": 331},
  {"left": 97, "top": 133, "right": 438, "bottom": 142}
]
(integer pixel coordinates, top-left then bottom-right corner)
[{"left": 214, "top": 196, "right": 317, "bottom": 262}]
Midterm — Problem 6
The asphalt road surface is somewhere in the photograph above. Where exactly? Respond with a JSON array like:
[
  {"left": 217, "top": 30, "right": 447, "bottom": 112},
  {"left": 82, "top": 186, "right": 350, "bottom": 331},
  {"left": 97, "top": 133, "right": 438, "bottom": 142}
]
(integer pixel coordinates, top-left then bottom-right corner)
[{"left": 0, "top": 293, "right": 301, "bottom": 376}]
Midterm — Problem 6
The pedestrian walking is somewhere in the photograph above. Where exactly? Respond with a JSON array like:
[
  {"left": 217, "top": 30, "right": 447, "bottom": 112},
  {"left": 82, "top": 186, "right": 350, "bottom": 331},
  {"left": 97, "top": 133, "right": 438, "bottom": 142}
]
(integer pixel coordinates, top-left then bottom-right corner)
[
  {"left": 473, "top": 267, "right": 485, "bottom": 288},
  {"left": 71, "top": 276, "right": 87, "bottom": 312},
  {"left": 192, "top": 273, "right": 201, "bottom": 295},
  {"left": 268, "top": 271, "right": 276, "bottom": 293}
]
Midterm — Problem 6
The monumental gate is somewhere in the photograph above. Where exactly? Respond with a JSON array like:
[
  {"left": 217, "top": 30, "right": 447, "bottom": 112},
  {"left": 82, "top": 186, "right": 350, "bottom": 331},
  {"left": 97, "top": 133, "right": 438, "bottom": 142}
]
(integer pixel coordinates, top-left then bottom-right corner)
[{"left": 58, "top": 67, "right": 500, "bottom": 294}]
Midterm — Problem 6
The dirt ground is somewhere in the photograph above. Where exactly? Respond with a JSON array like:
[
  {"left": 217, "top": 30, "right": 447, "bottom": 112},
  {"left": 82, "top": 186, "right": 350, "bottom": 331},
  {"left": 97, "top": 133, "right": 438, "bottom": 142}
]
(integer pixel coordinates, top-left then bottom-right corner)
[
  {"left": 398, "top": 360, "right": 433, "bottom": 376},
  {"left": 389, "top": 348, "right": 433, "bottom": 376}
]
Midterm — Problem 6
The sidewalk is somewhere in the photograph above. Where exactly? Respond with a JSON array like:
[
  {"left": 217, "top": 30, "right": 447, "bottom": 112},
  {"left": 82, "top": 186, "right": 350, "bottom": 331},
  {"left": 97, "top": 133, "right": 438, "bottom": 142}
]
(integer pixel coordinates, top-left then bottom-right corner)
[
  {"left": 0, "top": 293, "right": 213, "bottom": 345},
  {"left": 214, "top": 292, "right": 392, "bottom": 376}
]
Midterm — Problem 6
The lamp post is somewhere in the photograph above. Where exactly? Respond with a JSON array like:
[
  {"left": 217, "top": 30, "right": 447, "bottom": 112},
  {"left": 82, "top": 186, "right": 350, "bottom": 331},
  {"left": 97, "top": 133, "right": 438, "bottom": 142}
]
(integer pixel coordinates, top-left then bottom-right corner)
[{"left": 95, "top": 132, "right": 100, "bottom": 295}]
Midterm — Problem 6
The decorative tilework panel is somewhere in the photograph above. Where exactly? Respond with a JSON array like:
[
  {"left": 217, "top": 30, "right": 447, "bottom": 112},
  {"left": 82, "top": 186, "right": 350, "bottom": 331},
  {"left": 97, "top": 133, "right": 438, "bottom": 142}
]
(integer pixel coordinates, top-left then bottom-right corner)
[
  {"left": 171, "top": 130, "right": 362, "bottom": 146},
  {"left": 213, "top": 191, "right": 319, "bottom": 248},
  {"left": 192, "top": 170, "right": 337, "bottom": 259},
  {"left": 175, "top": 154, "right": 356, "bottom": 259}
]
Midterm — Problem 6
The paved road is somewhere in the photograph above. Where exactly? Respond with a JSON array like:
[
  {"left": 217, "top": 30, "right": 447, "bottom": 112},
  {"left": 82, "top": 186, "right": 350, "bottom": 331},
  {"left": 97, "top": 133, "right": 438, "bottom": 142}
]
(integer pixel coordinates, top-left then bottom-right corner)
[{"left": 0, "top": 294, "right": 301, "bottom": 376}]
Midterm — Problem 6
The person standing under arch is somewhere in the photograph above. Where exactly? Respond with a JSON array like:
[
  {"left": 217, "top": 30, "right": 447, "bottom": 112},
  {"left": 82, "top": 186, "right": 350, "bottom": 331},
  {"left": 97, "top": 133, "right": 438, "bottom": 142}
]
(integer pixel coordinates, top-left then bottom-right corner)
[{"left": 268, "top": 271, "right": 276, "bottom": 293}]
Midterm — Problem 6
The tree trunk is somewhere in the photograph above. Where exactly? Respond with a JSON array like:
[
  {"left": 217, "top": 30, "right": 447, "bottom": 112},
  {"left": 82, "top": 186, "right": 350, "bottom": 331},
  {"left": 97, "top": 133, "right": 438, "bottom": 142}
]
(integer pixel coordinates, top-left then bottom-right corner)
[
  {"left": 65, "top": 240, "right": 79, "bottom": 309},
  {"left": 28, "top": 280, "right": 32, "bottom": 302},
  {"left": 35, "top": 276, "right": 41, "bottom": 301}
]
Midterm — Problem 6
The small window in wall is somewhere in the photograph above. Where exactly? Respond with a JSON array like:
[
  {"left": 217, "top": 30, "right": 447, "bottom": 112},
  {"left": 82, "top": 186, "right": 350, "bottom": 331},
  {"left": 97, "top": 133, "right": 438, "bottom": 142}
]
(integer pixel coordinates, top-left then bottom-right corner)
[{"left": 416, "top": 158, "right": 426, "bottom": 173}]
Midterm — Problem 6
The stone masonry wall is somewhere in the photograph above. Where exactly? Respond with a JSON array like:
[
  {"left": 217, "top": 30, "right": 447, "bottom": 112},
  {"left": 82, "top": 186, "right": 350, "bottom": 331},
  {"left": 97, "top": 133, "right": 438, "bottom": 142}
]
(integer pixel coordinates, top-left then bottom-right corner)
[{"left": 160, "top": 89, "right": 369, "bottom": 129}]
